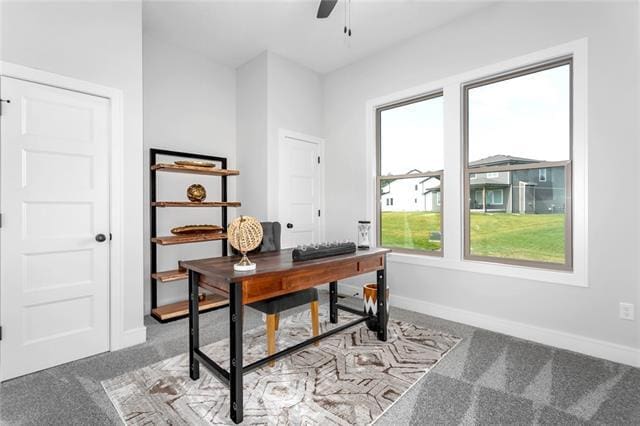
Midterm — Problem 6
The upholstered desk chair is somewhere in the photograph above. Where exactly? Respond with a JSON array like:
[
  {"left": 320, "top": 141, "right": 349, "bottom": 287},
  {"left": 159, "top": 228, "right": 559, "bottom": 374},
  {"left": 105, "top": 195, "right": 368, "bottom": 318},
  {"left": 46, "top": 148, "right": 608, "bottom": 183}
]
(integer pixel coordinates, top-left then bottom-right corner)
[{"left": 247, "top": 222, "right": 320, "bottom": 365}]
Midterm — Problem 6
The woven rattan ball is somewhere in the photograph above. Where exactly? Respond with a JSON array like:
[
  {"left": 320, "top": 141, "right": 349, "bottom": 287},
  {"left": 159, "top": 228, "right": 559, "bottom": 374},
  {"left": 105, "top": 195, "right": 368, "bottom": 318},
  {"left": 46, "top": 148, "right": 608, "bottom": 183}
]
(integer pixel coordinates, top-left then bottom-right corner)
[{"left": 227, "top": 216, "right": 263, "bottom": 253}]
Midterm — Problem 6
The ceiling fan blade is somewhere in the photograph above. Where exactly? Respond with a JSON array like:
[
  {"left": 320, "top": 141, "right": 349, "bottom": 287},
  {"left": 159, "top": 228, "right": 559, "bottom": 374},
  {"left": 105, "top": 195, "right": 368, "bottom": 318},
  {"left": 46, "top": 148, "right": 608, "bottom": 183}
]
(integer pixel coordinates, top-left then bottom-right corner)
[{"left": 316, "top": 0, "right": 338, "bottom": 19}]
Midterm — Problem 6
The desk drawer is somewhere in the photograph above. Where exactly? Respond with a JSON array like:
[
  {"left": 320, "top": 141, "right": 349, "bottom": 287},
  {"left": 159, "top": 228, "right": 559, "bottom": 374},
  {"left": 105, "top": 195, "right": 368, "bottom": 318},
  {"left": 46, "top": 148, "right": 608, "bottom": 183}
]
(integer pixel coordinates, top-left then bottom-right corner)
[
  {"left": 282, "top": 261, "right": 358, "bottom": 292},
  {"left": 358, "top": 255, "right": 384, "bottom": 273},
  {"left": 243, "top": 276, "right": 283, "bottom": 304}
]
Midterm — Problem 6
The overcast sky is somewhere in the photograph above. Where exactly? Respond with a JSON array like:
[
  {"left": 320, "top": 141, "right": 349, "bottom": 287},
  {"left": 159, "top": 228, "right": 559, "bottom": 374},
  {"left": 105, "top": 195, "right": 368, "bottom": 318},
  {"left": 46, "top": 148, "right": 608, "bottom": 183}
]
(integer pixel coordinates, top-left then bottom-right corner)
[
  {"left": 380, "top": 96, "right": 443, "bottom": 175},
  {"left": 380, "top": 64, "right": 570, "bottom": 175}
]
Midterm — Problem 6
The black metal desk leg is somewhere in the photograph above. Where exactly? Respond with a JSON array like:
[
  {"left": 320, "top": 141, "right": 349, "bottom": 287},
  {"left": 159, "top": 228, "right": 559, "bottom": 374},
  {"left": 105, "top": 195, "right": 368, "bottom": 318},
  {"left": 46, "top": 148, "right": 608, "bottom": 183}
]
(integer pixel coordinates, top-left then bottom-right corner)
[
  {"left": 229, "top": 283, "right": 243, "bottom": 424},
  {"left": 376, "top": 267, "right": 387, "bottom": 342},
  {"left": 188, "top": 270, "right": 200, "bottom": 380},
  {"left": 329, "top": 281, "right": 338, "bottom": 324}
]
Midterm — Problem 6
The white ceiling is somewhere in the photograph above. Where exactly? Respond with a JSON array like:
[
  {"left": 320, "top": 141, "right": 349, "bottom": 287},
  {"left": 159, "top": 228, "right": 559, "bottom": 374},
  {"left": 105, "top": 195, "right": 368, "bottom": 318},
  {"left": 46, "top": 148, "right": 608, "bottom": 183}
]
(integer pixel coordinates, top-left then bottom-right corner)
[{"left": 143, "top": 1, "right": 494, "bottom": 74}]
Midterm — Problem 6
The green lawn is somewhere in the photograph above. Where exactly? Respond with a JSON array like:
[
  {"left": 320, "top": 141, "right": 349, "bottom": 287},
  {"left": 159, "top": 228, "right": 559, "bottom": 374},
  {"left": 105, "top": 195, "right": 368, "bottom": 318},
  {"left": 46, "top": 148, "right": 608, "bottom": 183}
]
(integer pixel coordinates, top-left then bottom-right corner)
[
  {"left": 381, "top": 211, "right": 566, "bottom": 263},
  {"left": 380, "top": 212, "right": 442, "bottom": 252}
]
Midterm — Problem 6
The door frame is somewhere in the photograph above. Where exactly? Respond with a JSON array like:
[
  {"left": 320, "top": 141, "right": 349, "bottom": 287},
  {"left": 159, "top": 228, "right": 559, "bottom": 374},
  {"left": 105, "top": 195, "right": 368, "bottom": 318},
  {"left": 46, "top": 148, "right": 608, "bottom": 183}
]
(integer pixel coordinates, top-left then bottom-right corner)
[
  {"left": 276, "top": 129, "right": 326, "bottom": 244},
  {"left": 0, "top": 62, "right": 127, "bottom": 362}
]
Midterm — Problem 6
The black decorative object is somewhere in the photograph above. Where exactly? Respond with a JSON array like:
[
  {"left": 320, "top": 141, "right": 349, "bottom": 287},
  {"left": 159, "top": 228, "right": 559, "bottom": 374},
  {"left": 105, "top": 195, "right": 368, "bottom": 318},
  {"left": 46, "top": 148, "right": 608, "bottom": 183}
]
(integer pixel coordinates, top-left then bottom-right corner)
[{"left": 292, "top": 242, "right": 356, "bottom": 262}]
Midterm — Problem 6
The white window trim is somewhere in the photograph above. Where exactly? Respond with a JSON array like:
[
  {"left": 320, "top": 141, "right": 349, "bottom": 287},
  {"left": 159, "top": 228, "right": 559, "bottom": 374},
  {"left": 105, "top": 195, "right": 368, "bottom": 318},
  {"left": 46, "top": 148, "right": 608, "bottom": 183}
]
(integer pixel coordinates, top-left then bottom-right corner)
[{"left": 365, "top": 38, "right": 588, "bottom": 287}]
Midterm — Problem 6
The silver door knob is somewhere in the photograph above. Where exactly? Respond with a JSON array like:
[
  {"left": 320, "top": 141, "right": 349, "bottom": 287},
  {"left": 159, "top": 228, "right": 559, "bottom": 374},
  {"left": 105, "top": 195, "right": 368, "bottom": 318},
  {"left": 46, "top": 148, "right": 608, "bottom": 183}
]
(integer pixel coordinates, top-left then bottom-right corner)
[{"left": 95, "top": 234, "right": 107, "bottom": 242}]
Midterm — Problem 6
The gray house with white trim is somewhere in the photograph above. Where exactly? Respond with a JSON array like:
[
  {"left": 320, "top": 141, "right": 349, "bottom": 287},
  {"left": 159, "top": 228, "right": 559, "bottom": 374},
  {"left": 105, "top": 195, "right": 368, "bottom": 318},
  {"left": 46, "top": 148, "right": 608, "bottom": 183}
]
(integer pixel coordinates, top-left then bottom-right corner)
[{"left": 468, "top": 155, "right": 566, "bottom": 214}]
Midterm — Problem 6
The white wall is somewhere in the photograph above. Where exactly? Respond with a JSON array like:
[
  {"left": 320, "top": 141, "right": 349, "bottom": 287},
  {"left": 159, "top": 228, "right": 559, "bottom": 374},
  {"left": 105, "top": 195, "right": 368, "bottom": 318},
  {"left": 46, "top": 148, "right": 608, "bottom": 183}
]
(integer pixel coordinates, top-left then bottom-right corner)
[
  {"left": 236, "top": 51, "right": 323, "bottom": 222},
  {"left": 236, "top": 52, "right": 269, "bottom": 219},
  {"left": 0, "top": 1, "right": 145, "bottom": 342},
  {"left": 323, "top": 2, "right": 640, "bottom": 362},
  {"left": 143, "top": 35, "right": 237, "bottom": 311},
  {"left": 265, "top": 52, "right": 324, "bottom": 221}
]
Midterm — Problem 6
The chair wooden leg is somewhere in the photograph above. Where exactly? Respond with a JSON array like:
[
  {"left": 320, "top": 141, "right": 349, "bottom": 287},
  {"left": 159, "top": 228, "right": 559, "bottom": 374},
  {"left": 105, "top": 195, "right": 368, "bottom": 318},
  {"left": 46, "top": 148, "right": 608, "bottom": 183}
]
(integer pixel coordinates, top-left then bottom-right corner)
[
  {"left": 310, "top": 300, "right": 320, "bottom": 346},
  {"left": 274, "top": 313, "right": 280, "bottom": 331},
  {"left": 266, "top": 314, "right": 277, "bottom": 367}
]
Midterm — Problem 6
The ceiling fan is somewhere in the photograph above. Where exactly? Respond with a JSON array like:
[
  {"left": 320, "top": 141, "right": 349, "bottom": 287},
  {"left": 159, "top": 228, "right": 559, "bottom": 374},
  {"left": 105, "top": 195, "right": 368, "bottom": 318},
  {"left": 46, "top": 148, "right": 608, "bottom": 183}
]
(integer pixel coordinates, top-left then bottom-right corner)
[
  {"left": 316, "top": 0, "right": 338, "bottom": 19},
  {"left": 316, "top": 0, "right": 352, "bottom": 36}
]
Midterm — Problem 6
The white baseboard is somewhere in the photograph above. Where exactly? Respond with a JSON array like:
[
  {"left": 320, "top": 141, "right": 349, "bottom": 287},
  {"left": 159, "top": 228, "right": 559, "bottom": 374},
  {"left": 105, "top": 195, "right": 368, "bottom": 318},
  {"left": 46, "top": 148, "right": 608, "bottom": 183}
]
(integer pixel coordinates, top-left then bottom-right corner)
[
  {"left": 116, "top": 326, "right": 147, "bottom": 350},
  {"left": 339, "top": 283, "right": 640, "bottom": 367}
]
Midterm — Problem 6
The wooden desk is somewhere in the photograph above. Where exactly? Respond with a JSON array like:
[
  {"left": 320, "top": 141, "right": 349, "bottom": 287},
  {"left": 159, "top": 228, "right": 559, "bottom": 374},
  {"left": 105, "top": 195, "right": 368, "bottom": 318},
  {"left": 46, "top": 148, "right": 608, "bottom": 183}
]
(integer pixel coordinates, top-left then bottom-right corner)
[{"left": 180, "top": 247, "right": 390, "bottom": 424}]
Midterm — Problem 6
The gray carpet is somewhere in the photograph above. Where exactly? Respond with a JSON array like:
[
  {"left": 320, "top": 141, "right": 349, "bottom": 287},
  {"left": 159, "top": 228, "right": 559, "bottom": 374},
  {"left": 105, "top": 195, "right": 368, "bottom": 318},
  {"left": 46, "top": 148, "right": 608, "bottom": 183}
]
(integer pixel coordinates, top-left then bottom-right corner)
[{"left": 1, "top": 292, "right": 639, "bottom": 425}]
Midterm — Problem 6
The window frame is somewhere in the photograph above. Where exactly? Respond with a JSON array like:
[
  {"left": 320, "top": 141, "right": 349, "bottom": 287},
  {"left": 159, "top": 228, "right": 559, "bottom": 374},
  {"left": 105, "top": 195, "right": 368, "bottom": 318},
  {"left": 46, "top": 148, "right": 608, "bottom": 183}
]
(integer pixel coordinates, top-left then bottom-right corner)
[
  {"left": 462, "top": 56, "right": 574, "bottom": 271},
  {"left": 487, "top": 189, "right": 504, "bottom": 206},
  {"left": 376, "top": 91, "right": 444, "bottom": 256},
  {"left": 539, "top": 168, "right": 548, "bottom": 182}
]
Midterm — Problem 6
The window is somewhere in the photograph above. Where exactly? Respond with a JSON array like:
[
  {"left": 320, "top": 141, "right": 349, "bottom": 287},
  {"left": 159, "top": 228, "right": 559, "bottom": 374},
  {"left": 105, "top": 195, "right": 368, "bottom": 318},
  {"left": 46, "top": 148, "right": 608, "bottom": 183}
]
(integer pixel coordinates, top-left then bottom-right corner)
[
  {"left": 474, "top": 190, "right": 484, "bottom": 208},
  {"left": 377, "top": 92, "right": 444, "bottom": 254},
  {"left": 487, "top": 189, "right": 503, "bottom": 205},
  {"left": 539, "top": 169, "right": 547, "bottom": 182},
  {"left": 464, "top": 58, "right": 572, "bottom": 269}
]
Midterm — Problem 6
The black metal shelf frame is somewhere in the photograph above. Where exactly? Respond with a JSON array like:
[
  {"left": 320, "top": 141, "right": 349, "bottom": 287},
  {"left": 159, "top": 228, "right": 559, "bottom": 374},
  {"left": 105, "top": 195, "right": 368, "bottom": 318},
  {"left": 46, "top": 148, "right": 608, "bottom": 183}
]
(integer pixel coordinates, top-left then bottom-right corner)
[{"left": 150, "top": 148, "right": 230, "bottom": 323}]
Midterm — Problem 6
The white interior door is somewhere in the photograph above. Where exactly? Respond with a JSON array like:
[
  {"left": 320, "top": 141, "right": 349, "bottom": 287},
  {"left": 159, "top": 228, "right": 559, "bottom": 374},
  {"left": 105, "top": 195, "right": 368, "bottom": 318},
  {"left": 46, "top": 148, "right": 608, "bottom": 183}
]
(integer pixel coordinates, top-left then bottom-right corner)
[
  {"left": 0, "top": 76, "right": 111, "bottom": 380},
  {"left": 278, "top": 133, "right": 323, "bottom": 248}
]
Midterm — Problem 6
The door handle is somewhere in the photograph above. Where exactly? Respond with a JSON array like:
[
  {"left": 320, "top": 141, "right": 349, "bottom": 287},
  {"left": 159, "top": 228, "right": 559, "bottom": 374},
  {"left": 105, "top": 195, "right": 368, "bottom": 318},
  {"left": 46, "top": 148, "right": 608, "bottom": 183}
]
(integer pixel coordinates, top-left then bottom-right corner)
[
  {"left": 286, "top": 223, "right": 293, "bottom": 229},
  {"left": 95, "top": 233, "right": 107, "bottom": 242}
]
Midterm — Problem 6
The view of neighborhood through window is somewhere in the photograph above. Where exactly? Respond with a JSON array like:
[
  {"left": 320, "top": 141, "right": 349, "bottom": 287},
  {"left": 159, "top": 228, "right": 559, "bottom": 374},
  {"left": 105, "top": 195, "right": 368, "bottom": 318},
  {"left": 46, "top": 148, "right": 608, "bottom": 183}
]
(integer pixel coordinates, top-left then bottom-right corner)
[
  {"left": 378, "top": 93, "right": 443, "bottom": 254},
  {"left": 464, "top": 59, "right": 572, "bottom": 268}
]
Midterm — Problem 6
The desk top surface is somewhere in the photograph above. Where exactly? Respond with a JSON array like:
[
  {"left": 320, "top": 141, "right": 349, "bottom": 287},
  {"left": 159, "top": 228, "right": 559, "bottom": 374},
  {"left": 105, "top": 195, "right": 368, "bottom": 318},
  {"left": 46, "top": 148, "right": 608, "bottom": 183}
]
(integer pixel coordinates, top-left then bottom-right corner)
[{"left": 180, "top": 247, "right": 390, "bottom": 282}]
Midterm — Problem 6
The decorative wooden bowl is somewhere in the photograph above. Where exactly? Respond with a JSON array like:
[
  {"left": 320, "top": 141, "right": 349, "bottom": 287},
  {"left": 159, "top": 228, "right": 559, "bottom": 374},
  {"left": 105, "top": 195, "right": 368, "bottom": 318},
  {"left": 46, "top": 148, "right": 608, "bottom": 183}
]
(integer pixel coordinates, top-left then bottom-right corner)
[
  {"left": 170, "top": 224, "right": 224, "bottom": 235},
  {"left": 175, "top": 160, "right": 216, "bottom": 168}
]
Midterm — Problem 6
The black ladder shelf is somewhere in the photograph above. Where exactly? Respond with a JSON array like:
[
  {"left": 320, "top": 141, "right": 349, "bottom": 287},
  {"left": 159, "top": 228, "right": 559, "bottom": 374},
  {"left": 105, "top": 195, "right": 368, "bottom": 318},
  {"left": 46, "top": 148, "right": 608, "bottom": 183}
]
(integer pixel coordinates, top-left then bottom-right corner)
[{"left": 149, "top": 148, "right": 240, "bottom": 322}]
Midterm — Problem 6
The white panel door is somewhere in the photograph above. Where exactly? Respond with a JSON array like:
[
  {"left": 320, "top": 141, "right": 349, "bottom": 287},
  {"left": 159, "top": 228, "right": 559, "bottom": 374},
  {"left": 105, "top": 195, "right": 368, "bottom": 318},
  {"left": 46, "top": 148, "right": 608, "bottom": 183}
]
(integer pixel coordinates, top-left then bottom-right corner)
[
  {"left": 279, "top": 135, "right": 322, "bottom": 248},
  {"left": 0, "top": 76, "right": 110, "bottom": 380}
]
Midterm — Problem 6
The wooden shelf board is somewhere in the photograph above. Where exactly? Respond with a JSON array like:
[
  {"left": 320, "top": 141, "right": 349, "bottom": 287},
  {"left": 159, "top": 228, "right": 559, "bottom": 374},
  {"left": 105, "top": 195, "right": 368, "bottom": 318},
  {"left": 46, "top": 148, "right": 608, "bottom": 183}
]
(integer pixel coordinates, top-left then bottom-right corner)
[
  {"left": 151, "top": 163, "right": 240, "bottom": 176},
  {"left": 152, "top": 233, "right": 227, "bottom": 246},
  {"left": 152, "top": 201, "right": 241, "bottom": 208},
  {"left": 152, "top": 269, "right": 188, "bottom": 283},
  {"left": 151, "top": 294, "right": 228, "bottom": 321}
]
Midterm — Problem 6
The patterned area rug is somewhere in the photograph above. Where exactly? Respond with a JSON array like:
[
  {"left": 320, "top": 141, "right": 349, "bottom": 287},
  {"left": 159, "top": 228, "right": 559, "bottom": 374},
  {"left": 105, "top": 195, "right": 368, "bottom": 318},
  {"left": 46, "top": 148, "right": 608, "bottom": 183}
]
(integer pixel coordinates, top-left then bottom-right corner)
[{"left": 103, "top": 310, "right": 460, "bottom": 425}]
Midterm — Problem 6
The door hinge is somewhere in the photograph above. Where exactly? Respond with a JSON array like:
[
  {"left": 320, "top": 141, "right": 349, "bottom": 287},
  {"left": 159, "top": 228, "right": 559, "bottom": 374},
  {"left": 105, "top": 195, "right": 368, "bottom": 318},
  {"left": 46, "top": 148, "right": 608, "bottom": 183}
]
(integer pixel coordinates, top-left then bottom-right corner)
[
  {"left": 317, "top": 156, "right": 320, "bottom": 164},
  {"left": 0, "top": 98, "right": 11, "bottom": 116},
  {"left": 0, "top": 213, "right": 2, "bottom": 228},
  {"left": 317, "top": 209, "right": 321, "bottom": 217}
]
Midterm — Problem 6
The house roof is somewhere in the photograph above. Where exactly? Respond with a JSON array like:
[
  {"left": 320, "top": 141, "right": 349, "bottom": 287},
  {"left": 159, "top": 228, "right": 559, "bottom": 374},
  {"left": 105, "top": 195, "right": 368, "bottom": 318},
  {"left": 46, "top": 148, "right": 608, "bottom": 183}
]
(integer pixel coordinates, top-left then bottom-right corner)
[
  {"left": 419, "top": 175, "right": 441, "bottom": 184},
  {"left": 469, "top": 155, "right": 540, "bottom": 167}
]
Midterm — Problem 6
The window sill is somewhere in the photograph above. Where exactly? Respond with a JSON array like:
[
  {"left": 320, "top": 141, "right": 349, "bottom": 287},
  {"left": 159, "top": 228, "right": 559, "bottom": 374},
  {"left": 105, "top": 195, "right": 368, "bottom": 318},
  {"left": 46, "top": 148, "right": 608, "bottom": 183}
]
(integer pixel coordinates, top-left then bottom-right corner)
[{"left": 386, "top": 251, "right": 587, "bottom": 288}]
